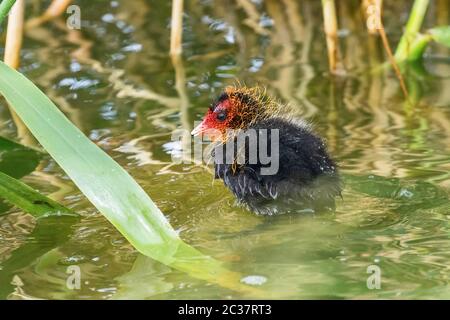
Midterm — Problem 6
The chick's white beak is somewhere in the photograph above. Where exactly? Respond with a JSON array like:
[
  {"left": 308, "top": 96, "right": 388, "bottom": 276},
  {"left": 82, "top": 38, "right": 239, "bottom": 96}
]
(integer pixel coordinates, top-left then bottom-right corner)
[{"left": 191, "top": 121, "right": 206, "bottom": 136}]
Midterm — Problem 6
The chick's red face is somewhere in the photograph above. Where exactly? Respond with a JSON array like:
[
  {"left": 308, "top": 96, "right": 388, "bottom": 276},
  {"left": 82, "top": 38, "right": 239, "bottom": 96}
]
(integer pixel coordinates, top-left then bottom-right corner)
[
  {"left": 191, "top": 98, "right": 234, "bottom": 139},
  {"left": 204, "top": 99, "right": 232, "bottom": 131}
]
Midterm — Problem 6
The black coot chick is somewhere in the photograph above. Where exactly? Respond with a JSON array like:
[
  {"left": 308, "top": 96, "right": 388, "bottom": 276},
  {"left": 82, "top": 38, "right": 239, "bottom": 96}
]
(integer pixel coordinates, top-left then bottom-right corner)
[{"left": 191, "top": 86, "right": 342, "bottom": 215}]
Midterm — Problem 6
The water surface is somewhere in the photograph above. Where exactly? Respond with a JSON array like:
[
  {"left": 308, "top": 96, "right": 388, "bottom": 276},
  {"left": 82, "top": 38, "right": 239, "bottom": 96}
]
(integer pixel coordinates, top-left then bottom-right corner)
[{"left": 0, "top": 0, "right": 449, "bottom": 299}]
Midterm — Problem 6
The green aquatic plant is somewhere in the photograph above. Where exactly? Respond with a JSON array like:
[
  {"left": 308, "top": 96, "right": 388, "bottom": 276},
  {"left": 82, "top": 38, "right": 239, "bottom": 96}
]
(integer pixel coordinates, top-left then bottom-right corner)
[
  {"left": 0, "top": 136, "right": 42, "bottom": 178},
  {"left": 0, "top": 60, "right": 180, "bottom": 261},
  {"left": 0, "top": 0, "right": 17, "bottom": 26},
  {"left": 394, "top": 0, "right": 450, "bottom": 62},
  {"left": 0, "top": 62, "right": 165, "bottom": 242},
  {"left": 0, "top": 170, "right": 77, "bottom": 218},
  {"left": 403, "top": 26, "right": 450, "bottom": 61},
  {"left": 394, "top": 0, "right": 430, "bottom": 61}
]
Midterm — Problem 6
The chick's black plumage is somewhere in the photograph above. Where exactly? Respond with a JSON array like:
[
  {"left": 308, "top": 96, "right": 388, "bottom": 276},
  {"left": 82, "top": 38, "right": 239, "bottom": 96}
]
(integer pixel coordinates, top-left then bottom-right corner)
[
  {"left": 213, "top": 117, "right": 341, "bottom": 215},
  {"left": 194, "top": 86, "right": 342, "bottom": 215}
]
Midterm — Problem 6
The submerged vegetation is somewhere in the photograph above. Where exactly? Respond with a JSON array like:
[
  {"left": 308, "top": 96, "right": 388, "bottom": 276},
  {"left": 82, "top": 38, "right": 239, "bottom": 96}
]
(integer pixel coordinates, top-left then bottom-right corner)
[{"left": 0, "top": 0, "right": 448, "bottom": 299}]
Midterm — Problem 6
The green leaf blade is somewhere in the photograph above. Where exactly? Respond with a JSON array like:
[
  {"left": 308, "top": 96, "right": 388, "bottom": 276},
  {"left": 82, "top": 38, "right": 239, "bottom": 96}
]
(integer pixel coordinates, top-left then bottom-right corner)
[
  {"left": 0, "top": 170, "right": 77, "bottom": 218},
  {"left": 429, "top": 26, "right": 450, "bottom": 48},
  {"left": 0, "top": 61, "right": 180, "bottom": 262}
]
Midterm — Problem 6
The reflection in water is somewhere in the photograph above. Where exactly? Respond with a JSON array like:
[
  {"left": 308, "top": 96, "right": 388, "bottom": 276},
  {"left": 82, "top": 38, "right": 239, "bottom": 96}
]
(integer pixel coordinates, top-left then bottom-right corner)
[{"left": 0, "top": 0, "right": 449, "bottom": 299}]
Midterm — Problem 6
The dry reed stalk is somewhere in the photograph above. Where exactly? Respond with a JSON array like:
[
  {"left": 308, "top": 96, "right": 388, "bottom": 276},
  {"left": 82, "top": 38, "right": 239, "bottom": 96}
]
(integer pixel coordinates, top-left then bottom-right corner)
[
  {"left": 365, "top": 0, "right": 410, "bottom": 101},
  {"left": 170, "top": 0, "right": 184, "bottom": 56},
  {"left": 3, "top": 0, "right": 36, "bottom": 146},
  {"left": 379, "top": 34, "right": 410, "bottom": 102},
  {"left": 4, "top": 0, "right": 24, "bottom": 69},
  {"left": 321, "top": 0, "right": 343, "bottom": 74},
  {"left": 169, "top": 0, "right": 189, "bottom": 152},
  {"left": 362, "top": 0, "right": 383, "bottom": 35}
]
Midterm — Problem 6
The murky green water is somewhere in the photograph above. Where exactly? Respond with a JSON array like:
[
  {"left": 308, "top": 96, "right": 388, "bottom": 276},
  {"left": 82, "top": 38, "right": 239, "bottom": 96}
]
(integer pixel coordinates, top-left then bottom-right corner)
[{"left": 0, "top": 0, "right": 449, "bottom": 299}]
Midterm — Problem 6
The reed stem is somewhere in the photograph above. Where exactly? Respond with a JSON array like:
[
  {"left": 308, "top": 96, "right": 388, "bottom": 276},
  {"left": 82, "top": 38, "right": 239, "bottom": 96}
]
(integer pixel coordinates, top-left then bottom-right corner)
[
  {"left": 378, "top": 25, "right": 410, "bottom": 101},
  {"left": 373, "top": 1, "right": 410, "bottom": 101},
  {"left": 394, "top": 0, "right": 430, "bottom": 61},
  {"left": 321, "top": 0, "right": 342, "bottom": 74},
  {"left": 362, "top": 0, "right": 383, "bottom": 34},
  {"left": 3, "top": 0, "right": 36, "bottom": 146},
  {"left": 4, "top": 0, "right": 24, "bottom": 69},
  {"left": 170, "top": 0, "right": 183, "bottom": 56}
]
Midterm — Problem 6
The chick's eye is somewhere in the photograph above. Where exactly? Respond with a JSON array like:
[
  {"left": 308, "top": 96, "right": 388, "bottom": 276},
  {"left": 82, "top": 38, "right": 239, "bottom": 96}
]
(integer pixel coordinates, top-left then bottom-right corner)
[{"left": 216, "top": 111, "right": 227, "bottom": 122}]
